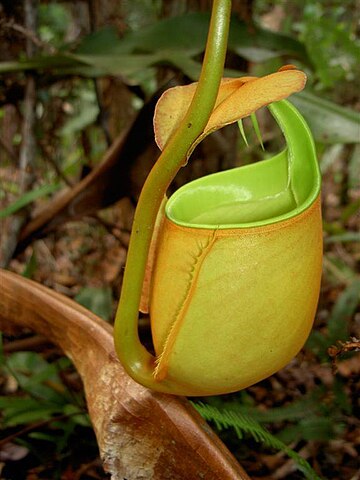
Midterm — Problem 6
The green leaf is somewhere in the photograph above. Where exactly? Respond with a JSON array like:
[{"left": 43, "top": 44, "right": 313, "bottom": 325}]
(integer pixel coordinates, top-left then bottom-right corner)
[
  {"left": 163, "top": 52, "right": 202, "bottom": 80},
  {"left": 69, "top": 52, "right": 161, "bottom": 81},
  {"left": 229, "top": 20, "right": 309, "bottom": 63},
  {"left": 348, "top": 145, "right": 360, "bottom": 190},
  {"left": 325, "top": 232, "right": 360, "bottom": 244},
  {"left": 75, "top": 26, "right": 120, "bottom": 55},
  {"left": 6, "top": 352, "right": 68, "bottom": 403},
  {"left": 0, "top": 13, "right": 309, "bottom": 81},
  {"left": 74, "top": 13, "right": 309, "bottom": 78},
  {"left": 341, "top": 198, "right": 360, "bottom": 222},
  {"left": 63, "top": 404, "right": 91, "bottom": 427},
  {"left": 28, "top": 432, "right": 60, "bottom": 442},
  {"left": 75, "top": 286, "right": 113, "bottom": 321},
  {"left": 109, "top": 12, "right": 308, "bottom": 60},
  {"left": 0, "top": 396, "right": 62, "bottom": 427},
  {"left": 292, "top": 91, "right": 360, "bottom": 144},
  {"left": 300, "top": 9, "right": 359, "bottom": 88},
  {"left": 320, "top": 144, "right": 346, "bottom": 174},
  {"left": 4, "top": 407, "right": 60, "bottom": 427},
  {"left": 299, "top": 417, "right": 343, "bottom": 442},
  {"left": 306, "top": 331, "right": 329, "bottom": 359},
  {"left": 0, "top": 183, "right": 61, "bottom": 219},
  {"left": 22, "top": 251, "right": 37, "bottom": 279},
  {"left": 0, "top": 55, "right": 84, "bottom": 74},
  {"left": 7, "top": 351, "right": 56, "bottom": 377},
  {"left": 333, "top": 378, "right": 352, "bottom": 415},
  {"left": 278, "top": 416, "right": 344, "bottom": 444},
  {"left": 38, "top": 3, "right": 71, "bottom": 48},
  {"left": 0, "top": 396, "right": 42, "bottom": 410},
  {"left": 323, "top": 254, "right": 358, "bottom": 285}
]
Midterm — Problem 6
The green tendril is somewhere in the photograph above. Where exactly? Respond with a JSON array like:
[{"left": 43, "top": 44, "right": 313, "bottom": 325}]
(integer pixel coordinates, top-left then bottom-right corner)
[{"left": 113, "top": 0, "right": 232, "bottom": 394}]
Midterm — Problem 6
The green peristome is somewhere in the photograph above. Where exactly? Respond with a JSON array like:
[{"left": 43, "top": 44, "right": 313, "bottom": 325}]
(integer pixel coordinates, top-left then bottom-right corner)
[{"left": 165, "top": 100, "right": 321, "bottom": 229}]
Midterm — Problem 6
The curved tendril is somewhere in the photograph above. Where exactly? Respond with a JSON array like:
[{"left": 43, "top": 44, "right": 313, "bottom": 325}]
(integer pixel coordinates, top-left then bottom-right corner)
[{"left": 113, "top": 0, "right": 232, "bottom": 393}]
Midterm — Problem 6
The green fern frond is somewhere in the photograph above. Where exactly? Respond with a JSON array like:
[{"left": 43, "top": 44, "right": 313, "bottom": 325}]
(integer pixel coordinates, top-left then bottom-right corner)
[{"left": 191, "top": 401, "right": 322, "bottom": 480}]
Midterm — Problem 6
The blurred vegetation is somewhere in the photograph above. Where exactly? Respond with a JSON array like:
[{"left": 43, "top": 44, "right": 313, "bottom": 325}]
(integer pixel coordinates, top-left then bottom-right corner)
[{"left": 0, "top": 1, "right": 359, "bottom": 479}]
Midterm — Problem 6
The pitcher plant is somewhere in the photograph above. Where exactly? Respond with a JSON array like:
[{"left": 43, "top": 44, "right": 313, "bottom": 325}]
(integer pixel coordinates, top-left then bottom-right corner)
[{"left": 114, "top": 0, "right": 322, "bottom": 396}]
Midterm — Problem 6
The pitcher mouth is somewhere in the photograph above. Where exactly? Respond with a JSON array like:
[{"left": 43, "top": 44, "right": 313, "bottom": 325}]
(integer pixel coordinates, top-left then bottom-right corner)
[{"left": 165, "top": 100, "right": 321, "bottom": 230}]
